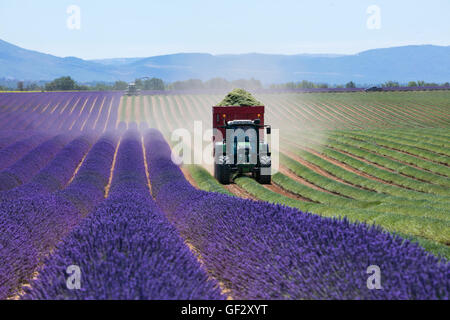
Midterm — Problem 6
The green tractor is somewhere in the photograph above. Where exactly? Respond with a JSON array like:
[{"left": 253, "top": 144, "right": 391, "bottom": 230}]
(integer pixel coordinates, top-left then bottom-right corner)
[
  {"left": 214, "top": 116, "right": 272, "bottom": 185},
  {"left": 125, "top": 83, "right": 140, "bottom": 96}
]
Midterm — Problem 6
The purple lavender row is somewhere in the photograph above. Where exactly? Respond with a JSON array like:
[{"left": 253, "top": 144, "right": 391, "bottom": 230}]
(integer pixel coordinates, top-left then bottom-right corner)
[
  {"left": 0, "top": 135, "right": 93, "bottom": 201},
  {"left": 0, "top": 134, "right": 70, "bottom": 191},
  {"left": 0, "top": 134, "right": 50, "bottom": 171},
  {"left": 144, "top": 129, "right": 449, "bottom": 300},
  {"left": 24, "top": 130, "right": 224, "bottom": 300},
  {"left": 0, "top": 92, "right": 119, "bottom": 132},
  {"left": 0, "top": 133, "right": 118, "bottom": 299},
  {"left": 0, "top": 130, "right": 37, "bottom": 150}
]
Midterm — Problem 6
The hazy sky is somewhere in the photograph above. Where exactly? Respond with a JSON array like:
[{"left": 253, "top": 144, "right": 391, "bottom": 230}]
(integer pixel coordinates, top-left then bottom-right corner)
[{"left": 0, "top": 0, "right": 449, "bottom": 59}]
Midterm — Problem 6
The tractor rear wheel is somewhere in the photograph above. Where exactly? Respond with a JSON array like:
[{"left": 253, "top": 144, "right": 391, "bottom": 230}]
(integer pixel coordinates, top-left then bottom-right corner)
[{"left": 215, "top": 164, "right": 231, "bottom": 185}]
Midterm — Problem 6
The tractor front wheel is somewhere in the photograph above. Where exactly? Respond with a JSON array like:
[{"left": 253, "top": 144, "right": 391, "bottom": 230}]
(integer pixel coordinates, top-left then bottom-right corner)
[
  {"left": 254, "top": 167, "right": 271, "bottom": 184},
  {"left": 215, "top": 164, "right": 231, "bottom": 185}
]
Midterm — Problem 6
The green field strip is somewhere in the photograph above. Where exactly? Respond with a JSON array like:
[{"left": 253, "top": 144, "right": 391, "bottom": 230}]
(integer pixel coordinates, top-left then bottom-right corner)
[
  {"left": 280, "top": 152, "right": 449, "bottom": 210},
  {"left": 319, "top": 100, "right": 387, "bottom": 128},
  {"left": 340, "top": 130, "right": 450, "bottom": 165},
  {"left": 370, "top": 131, "right": 450, "bottom": 156},
  {"left": 152, "top": 95, "right": 169, "bottom": 133},
  {"left": 288, "top": 95, "right": 358, "bottom": 128},
  {"left": 304, "top": 141, "right": 450, "bottom": 196},
  {"left": 128, "top": 96, "right": 135, "bottom": 123},
  {"left": 375, "top": 101, "right": 450, "bottom": 126},
  {"left": 283, "top": 143, "right": 450, "bottom": 205},
  {"left": 235, "top": 176, "right": 450, "bottom": 250},
  {"left": 371, "top": 129, "right": 450, "bottom": 147},
  {"left": 309, "top": 98, "right": 372, "bottom": 128},
  {"left": 169, "top": 95, "right": 194, "bottom": 132},
  {"left": 278, "top": 95, "right": 333, "bottom": 125},
  {"left": 325, "top": 92, "right": 448, "bottom": 127},
  {"left": 119, "top": 95, "right": 128, "bottom": 123},
  {"left": 331, "top": 131, "right": 450, "bottom": 177},
  {"left": 162, "top": 95, "right": 184, "bottom": 130},
  {"left": 260, "top": 95, "right": 313, "bottom": 128},
  {"left": 273, "top": 172, "right": 449, "bottom": 221},
  {"left": 344, "top": 91, "right": 449, "bottom": 118},
  {"left": 185, "top": 165, "right": 233, "bottom": 196},
  {"left": 255, "top": 95, "right": 292, "bottom": 128},
  {"left": 261, "top": 95, "right": 325, "bottom": 131},
  {"left": 318, "top": 96, "right": 417, "bottom": 128},
  {"left": 392, "top": 95, "right": 450, "bottom": 119},
  {"left": 414, "top": 128, "right": 450, "bottom": 139},
  {"left": 315, "top": 94, "right": 416, "bottom": 127},
  {"left": 320, "top": 134, "right": 450, "bottom": 188},
  {"left": 331, "top": 131, "right": 450, "bottom": 179},
  {"left": 184, "top": 95, "right": 211, "bottom": 124},
  {"left": 368, "top": 101, "right": 439, "bottom": 127},
  {"left": 143, "top": 96, "right": 155, "bottom": 128},
  {"left": 139, "top": 95, "right": 146, "bottom": 124}
]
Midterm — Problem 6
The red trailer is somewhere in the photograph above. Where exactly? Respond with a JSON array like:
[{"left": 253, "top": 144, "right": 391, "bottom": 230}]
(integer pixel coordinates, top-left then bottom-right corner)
[{"left": 212, "top": 105, "right": 265, "bottom": 140}]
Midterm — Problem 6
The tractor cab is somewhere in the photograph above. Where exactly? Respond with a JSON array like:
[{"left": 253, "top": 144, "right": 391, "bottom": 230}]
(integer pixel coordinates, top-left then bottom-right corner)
[{"left": 214, "top": 117, "right": 272, "bottom": 185}]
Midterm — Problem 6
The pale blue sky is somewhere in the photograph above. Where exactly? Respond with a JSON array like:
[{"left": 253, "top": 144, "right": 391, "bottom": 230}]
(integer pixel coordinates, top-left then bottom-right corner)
[{"left": 0, "top": 0, "right": 449, "bottom": 59}]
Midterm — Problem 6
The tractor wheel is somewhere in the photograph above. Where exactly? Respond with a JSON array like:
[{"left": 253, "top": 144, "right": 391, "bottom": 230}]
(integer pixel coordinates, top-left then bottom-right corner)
[
  {"left": 255, "top": 167, "right": 271, "bottom": 184},
  {"left": 215, "top": 164, "right": 231, "bottom": 185}
]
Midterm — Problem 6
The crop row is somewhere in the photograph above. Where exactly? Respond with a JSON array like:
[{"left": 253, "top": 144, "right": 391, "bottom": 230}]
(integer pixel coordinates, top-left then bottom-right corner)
[
  {"left": 0, "top": 135, "right": 93, "bottom": 201},
  {"left": 25, "top": 130, "right": 222, "bottom": 300},
  {"left": 283, "top": 140, "right": 450, "bottom": 206},
  {"left": 342, "top": 130, "right": 450, "bottom": 165},
  {"left": 330, "top": 131, "right": 450, "bottom": 177},
  {"left": 279, "top": 153, "right": 447, "bottom": 211},
  {"left": 146, "top": 129, "right": 449, "bottom": 299},
  {"left": 311, "top": 133, "right": 450, "bottom": 189},
  {"left": 0, "top": 134, "right": 71, "bottom": 192},
  {"left": 285, "top": 132, "right": 450, "bottom": 197},
  {"left": 0, "top": 92, "right": 121, "bottom": 133},
  {"left": 0, "top": 134, "right": 118, "bottom": 299}
]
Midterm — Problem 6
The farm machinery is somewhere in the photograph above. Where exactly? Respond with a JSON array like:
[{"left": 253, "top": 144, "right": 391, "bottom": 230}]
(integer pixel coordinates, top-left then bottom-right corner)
[
  {"left": 125, "top": 77, "right": 152, "bottom": 96},
  {"left": 213, "top": 102, "right": 272, "bottom": 185},
  {"left": 125, "top": 83, "right": 140, "bottom": 96}
]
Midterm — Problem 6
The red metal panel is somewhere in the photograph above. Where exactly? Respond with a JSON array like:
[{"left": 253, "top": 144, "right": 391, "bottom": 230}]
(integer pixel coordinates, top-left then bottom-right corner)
[{"left": 213, "top": 106, "right": 264, "bottom": 139}]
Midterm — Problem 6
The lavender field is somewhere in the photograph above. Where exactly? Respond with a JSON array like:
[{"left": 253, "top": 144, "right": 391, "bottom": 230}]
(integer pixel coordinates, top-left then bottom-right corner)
[{"left": 0, "top": 91, "right": 448, "bottom": 300}]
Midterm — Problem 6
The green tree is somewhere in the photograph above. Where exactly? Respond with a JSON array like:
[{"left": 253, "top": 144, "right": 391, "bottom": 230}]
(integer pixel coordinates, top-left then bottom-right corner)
[
  {"left": 382, "top": 81, "right": 400, "bottom": 88},
  {"left": 26, "top": 83, "right": 42, "bottom": 91},
  {"left": 345, "top": 81, "right": 356, "bottom": 88},
  {"left": 205, "top": 77, "right": 231, "bottom": 90},
  {"left": 408, "top": 81, "right": 418, "bottom": 87},
  {"left": 417, "top": 80, "right": 426, "bottom": 87},
  {"left": 45, "top": 76, "right": 77, "bottom": 91},
  {"left": 17, "top": 81, "right": 24, "bottom": 91},
  {"left": 143, "top": 78, "right": 165, "bottom": 90},
  {"left": 134, "top": 79, "right": 143, "bottom": 89},
  {"left": 113, "top": 81, "right": 128, "bottom": 90}
]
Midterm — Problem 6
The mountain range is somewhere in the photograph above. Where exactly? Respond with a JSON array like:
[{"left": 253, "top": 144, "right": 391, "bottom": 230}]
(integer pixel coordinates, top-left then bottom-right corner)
[{"left": 0, "top": 39, "right": 449, "bottom": 84}]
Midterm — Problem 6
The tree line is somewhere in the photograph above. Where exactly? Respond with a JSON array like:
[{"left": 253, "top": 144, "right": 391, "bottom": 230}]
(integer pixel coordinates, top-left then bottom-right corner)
[{"left": 1, "top": 76, "right": 449, "bottom": 92}]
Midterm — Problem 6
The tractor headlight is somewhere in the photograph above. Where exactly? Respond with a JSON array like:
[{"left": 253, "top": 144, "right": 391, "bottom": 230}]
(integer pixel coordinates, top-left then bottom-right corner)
[{"left": 260, "top": 155, "right": 271, "bottom": 167}]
